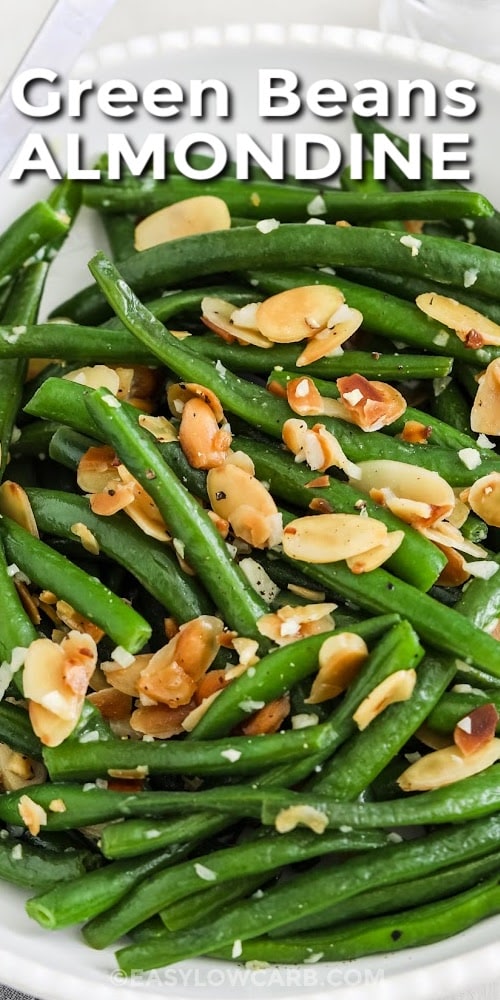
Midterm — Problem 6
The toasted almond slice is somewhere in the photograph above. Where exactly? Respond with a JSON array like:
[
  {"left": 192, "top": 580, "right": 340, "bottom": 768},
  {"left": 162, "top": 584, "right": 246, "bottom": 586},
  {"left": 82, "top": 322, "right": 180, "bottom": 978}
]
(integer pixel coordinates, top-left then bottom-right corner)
[
  {"left": 353, "top": 669, "right": 417, "bottom": 731},
  {"left": 400, "top": 420, "right": 432, "bottom": 445},
  {"left": 470, "top": 359, "right": 500, "bottom": 435},
  {"left": 436, "top": 546, "right": 471, "bottom": 587},
  {"left": 138, "top": 616, "right": 223, "bottom": 705},
  {"left": 195, "top": 669, "right": 230, "bottom": 704},
  {"left": 296, "top": 307, "right": 363, "bottom": 366},
  {"left": 178, "top": 397, "right": 232, "bottom": 470},
  {"left": 70, "top": 522, "right": 100, "bottom": 555},
  {"left": 135, "top": 196, "right": 230, "bottom": 250},
  {"left": 23, "top": 638, "right": 76, "bottom": 720},
  {"left": 448, "top": 495, "right": 470, "bottom": 529},
  {"left": 130, "top": 703, "right": 194, "bottom": 738},
  {"left": 16, "top": 582, "right": 40, "bottom": 625},
  {"left": 201, "top": 296, "right": 272, "bottom": 348},
  {"left": 88, "top": 687, "right": 132, "bottom": 723},
  {"left": 241, "top": 694, "right": 290, "bottom": 735},
  {"left": 90, "top": 482, "right": 136, "bottom": 517},
  {"left": 256, "top": 285, "right": 345, "bottom": 345},
  {"left": 277, "top": 602, "right": 336, "bottom": 625},
  {"left": 397, "top": 738, "right": 500, "bottom": 791},
  {"left": 167, "top": 382, "right": 225, "bottom": 424},
  {"left": 337, "top": 374, "right": 407, "bottom": 432},
  {"left": 257, "top": 605, "right": 335, "bottom": 646},
  {"left": 173, "top": 615, "right": 224, "bottom": 681},
  {"left": 286, "top": 376, "right": 325, "bottom": 416},
  {"left": 77, "top": 445, "right": 120, "bottom": 494},
  {"left": 56, "top": 601, "right": 104, "bottom": 643},
  {"left": 63, "top": 365, "right": 120, "bottom": 393},
  {"left": 0, "top": 481, "right": 39, "bottom": 537},
  {"left": 346, "top": 529, "right": 405, "bottom": 574},
  {"left": 353, "top": 459, "right": 455, "bottom": 518},
  {"left": 116, "top": 466, "right": 170, "bottom": 541},
  {"left": 275, "top": 804, "right": 328, "bottom": 835},
  {"left": 282, "top": 513, "right": 388, "bottom": 564},
  {"left": 416, "top": 292, "right": 500, "bottom": 347},
  {"left": 309, "top": 424, "right": 361, "bottom": 480},
  {"left": 422, "top": 520, "right": 487, "bottom": 558},
  {"left": 207, "top": 460, "right": 278, "bottom": 523},
  {"left": 182, "top": 691, "right": 223, "bottom": 731},
  {"left": 102, "top": 654, "right": 150, "bottom": 696},
  {"left": 230, "top": 302, "right": 261, "bottom": 330},
  {"left": 17, "top": 794, "right": 47, "bottom": 836},
  {"left": 230, "top": 504, "right": 283, "bottom": 549},
  {"left": 138, "top": 413, "right": 178, "bottom": 443},
  {"left": 467, "top": 472, "right": 500, "bottom": 527},
  {"left": 306, "top": 632, "right": 368, "bottom": 704},
  {"left": 28, "top": 702, "right": 80, "bottom": 748},
  {"left": 454, "top": 702, "right": 499, "bottom": 756},
  {"left": 0, "top": 744, "right": 45, "bottom": 792},
  {"left": 139, "top": 659, "right": 197, "bottom": 707}
]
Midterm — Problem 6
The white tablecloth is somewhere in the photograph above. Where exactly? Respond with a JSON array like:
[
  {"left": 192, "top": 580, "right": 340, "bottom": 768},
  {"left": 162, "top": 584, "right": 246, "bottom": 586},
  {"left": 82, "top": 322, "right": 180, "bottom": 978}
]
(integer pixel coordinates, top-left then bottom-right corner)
[{"left": 0, "top": 2, "right": 499, "bottom": 999}]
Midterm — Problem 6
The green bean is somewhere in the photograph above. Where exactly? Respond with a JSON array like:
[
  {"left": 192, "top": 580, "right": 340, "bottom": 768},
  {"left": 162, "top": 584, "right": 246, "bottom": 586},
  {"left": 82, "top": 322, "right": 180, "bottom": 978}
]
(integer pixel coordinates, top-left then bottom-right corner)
[
  {"left": 266, "top": 369, "right": 495, "bottom": 459},
  {"left": 115, "top": 814, "right": 500, "bottom": 971},
  {"left": 0, "top": 534, "right": 37, "bottom": 662},
  {"left": 249, "top": 267, "right": 500, "bottom": 367},
  {"left": 0, "top": 701, "right": 42, "bottom": 758},
  {"left": 312, "top": 653, "right": 455, "bottom": 799},
  {"left": 10, "top": 420, "right": 62, "bottom": 459},
  {"left": 82, "top": 173, "right": 493, "bottom": 221},
  {"left": 0, "top": 201, "right": 69, "bottom": 285},
  {"left": 427, "top": 689, "right": 500, "bottom": 734},
  {"left": 163, "top": 874, "right": 267, "bottom": 932},
  {"left": 432, "top": 378, "right": 474, "bottom": 437},
  {"left": 25, "top": 488, "right": 213, "bottom": 622},
  {"left": 235, "top": 435, "right": 445, "bottom": 590},
  {"left": 454, "top": 555, "right": 500, "bottom": 630},
  {"left": 0, "top": 515, "right": 150, "bottom": 653},
  {"left": 0, "top": 319, "right": 454, "bottom": 380},
  {"left": 274, "top": 512, "right": 500, "bottom": 675},
  {"left": 101, "top": 212, "right": 138, "bottom": 262},
  {"left": 188, "top": 615, "right": 406, "bottom": 741},
  {"left": 26, "top": 842, "right": 195, "bottom": 930},
  {"left": 83, "top": 386, "right": 268, "bottom": 643},
  {"left": 0, "top": 260, "right": 49, "bottom": 479},
  {"left": 83, "top": 827, "right": 386, "bottom": 949},
  {"left": 340, "top": 159, "right": 405, "bottom": 231},
  {"left": 217, "top": 872, "right": 500, "bottom": 963},
  {"left": 84, "top": 253, "right": 499, "bottom": 486},
  {"left": 42, "top": 720, "right": 339, "bottom": 783},
  {"left": 0, "top": 832, "right": 98, "bottom": 891},
  {"left": 353, "top": 113, "right": 500, "bottom": 253},
  {"left": 53, "top": 224, "right": 500, "bottom": 326},
  {"left": 271, "top": 847, "right": 500, "bottom": 935}
]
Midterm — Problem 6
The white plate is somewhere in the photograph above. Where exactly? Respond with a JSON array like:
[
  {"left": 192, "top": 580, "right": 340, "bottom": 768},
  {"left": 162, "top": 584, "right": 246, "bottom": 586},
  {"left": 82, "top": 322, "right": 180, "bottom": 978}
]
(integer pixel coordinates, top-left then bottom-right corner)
[{"left": 2, "top": 22, "right": 500, "bottom": 1000}]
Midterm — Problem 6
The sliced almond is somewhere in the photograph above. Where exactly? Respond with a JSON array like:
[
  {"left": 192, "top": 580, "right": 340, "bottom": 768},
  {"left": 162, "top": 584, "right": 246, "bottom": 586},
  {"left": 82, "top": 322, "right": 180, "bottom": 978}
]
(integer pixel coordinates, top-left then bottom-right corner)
[
  {"left": 275, "top": 804, "right": 329, "bottom": 835},
  {"left": 454, "top": 702, "right": 499, "bottom": 756},
  {"left": 0, "top": 481, "right": 39, "bottom": 537},
  {"left": 70, "top": 522, "right": 100, "bottom": 555},
  {"left": 257, "top": 603, "right": 336, "bottom": 646},
  {"left": 241, "top": 694, "right": 290, "bottom": 735},
  {"left": 256, "top": 285, "right": 345, "bottom": 345},
  {"left": 345, "top": 529, "right": 404, "bottom": 574},
  {"left": 77, "top": 445, "right": 120, "bottom": 495},
  {"left": 63, "top": 365, "right": 120, "bottom": 393},
  {"left": 102, "top": 653, "right": 150, "bottom": 696},
  {"left": 167, "top": 382, "right": 225, "bottom": 424},
  {"left": 400, "top": 420, "right": 432, "bottom": 445},
  {"left": 353, "top": 460, "right": 455, "bottom": 520},
  {"left": 130, "top": 703, "right": 194, "bottom": 738},
  {"left": 398, "top": 738, "right": 500, "bottom": 791},
  {"left": 282, "top": 513, "right": 388, "bottom": 564},
  {"left": 296, "top": 307, "right": 363, "bottom": 366},
  {"left": 416, "top": 292, "right": 500, "bottom": 347},
  {"left": 201, "top": 296, "right": 272, "bottom": 348},
  {"left": 470, "top": 359, "right": 500, "bottom": 435},
  {"left": 0, "top": 744, "right": 45, "bottom": 793},
  {"left": 88, "top": 687, "right": 132, "bottom": 723},
  {"left": 306, "top": 632, "right": 368, "bottom": 703},
  {"left": 286, "top": 376, "right": 325, "bottom": 416},
  {"left": 207, "top": 461, "right": 281, "bottom": 549},
  {"left": 55, "top": 601, "right": 104, "bottom": 644},
  {"left": 18, "top": 793, "right": 47, "bottom": 836},
  {"left": 135, "top": 196, "right": 231, "bottom": 250},
  {"left": 337, "top": 374, "right": 406, "bottom": 432},
  {"left": 195, "top": 668, "right": 230, "bottom": 704},
  {"left": 116, "top": 466, "right": 170, "bottom": 541},
  {"left": 138, "top": 615, "right": 223, "bottom": 705},
  {"left": 353, "top": 669, "right": 417, "bottom": 731},
  {"left": 138, "top": 413, "right": 178, "bottom": 443},
  {"left": 178, "top": 397, "right": 232, "bottom": 470},
  {"left": 467, "top": 472, "right": 500, "bottom": 527}
]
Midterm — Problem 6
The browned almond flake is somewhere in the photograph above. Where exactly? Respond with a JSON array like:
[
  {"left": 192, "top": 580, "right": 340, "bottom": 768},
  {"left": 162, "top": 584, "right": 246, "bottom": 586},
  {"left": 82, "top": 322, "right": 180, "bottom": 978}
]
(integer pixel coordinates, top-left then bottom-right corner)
[
  {"left": 201, "top": 296, "right": 272, "bottom": 349},
  {"left": 306, "top": 632, "right": 368, "bottom": 704},
  {"left": 416, "top": 292, "right": 500, "bottom": 347},
  {"left": 467, "top": 472, "right": 500, "bottom": 527},
  {"left": 23, "top": 631, "right": 97, "bottom": 747},
  {"left": 345, "top": 530, "right": 405, "bottom": 574},
  {"left": 63, "top": 364, "right": 119, "bottom": 393},
  {"left": 296, "top": 308, "right": 363, "bottom": 367},
  {"left": 138, "top": 616, "right": 224, "bottom": 706},
  {"left": 88, "top": 687, "right": 133, "bottom": 723},
  {"left": 56, "top": 601, "right": 105, "bottom": 643},
  {"left": 454, "top": 703, "right": 499, "bottom": 756},
  {"left": 178, "top": 397, "right": 232, "bottom": 470},
  {"left": 305, "top": 476, "right": 330, "bottom": 489},
  {"left": 135, "top": 196, "right": 231, "bottom": 250},
  {"left": 470, "top": 359, "right": 500, "bottom": 435},
  {"left": 48, "top": 798, "right": 67, "bottom": 813},
  {"left": 70, "top": 522, "right": 100, "bottom": 555},
  {"left": 256, "top": 285, "right": 345, "bottom": 344},
  {"left": 309, "top": 498, "right": 334, "bottom": 515},
  {"left": 138, "top": 413, "right": 177, "bottom": 444},
  {"left": 16, "top": 582, "right": 41, "bottom": 625},
  {"left": 0, "top": 481, "right": 39, "bottom": 537},
  {"left": 353, "top": 669, "right": 417, "bottom": 731},
  {"left": 398, "top": 739, "right": 500, "bottom": 791},
  {"left": 241, "top": 694, "right": 291, "bottom": 735},
  {"left": 130, "top": 703, "right": 195, "bottom": 739},
  {"left": 195, "top": 669, "right": 230, "bottom": 704},
  {"left": 77, "top": 445, "right": 120, "bottom": 494},
  {"left": 286, "top": 376, "right": 324, "bottom": 416},
  {"left": 282, "top": 513, "right": 388, "bottom": 564},
  {"left": 18, "top": 794, "right": 47, "bottom": 836},
  {"left": 400, "top": 420, "right": 432, "bottom": 445},
  {"left": 337, "top": 374, "right": 406, "bottom": 432},
  {"left": 267, "top": 379, "right": 288, "bottom": 399}
]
